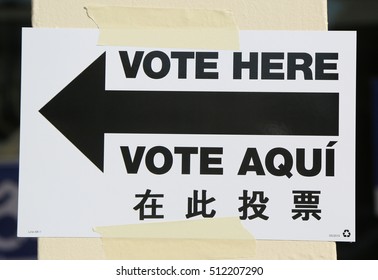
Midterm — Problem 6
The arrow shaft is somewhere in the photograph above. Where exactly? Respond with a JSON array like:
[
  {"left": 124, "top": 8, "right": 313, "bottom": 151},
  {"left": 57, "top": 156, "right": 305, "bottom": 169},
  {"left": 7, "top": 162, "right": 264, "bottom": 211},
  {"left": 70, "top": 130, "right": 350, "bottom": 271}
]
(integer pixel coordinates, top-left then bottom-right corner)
[{"left": 105, "top": 91, "right": 339, "bottom": 136}]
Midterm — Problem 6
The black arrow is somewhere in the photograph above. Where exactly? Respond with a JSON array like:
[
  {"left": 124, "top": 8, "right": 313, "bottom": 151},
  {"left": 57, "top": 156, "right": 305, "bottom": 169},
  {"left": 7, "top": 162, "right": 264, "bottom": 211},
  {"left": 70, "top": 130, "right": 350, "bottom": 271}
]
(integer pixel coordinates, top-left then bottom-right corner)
[{"left": 40, "top": 52, "right": 339, "bottom": 172}]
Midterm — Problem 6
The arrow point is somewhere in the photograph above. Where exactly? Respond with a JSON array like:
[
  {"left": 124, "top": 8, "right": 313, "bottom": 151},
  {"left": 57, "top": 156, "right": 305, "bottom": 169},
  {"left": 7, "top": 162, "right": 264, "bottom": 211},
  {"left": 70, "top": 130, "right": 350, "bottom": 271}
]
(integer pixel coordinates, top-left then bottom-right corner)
[{"left": 40, "top": 53, "right": 107, "bottom": 172}]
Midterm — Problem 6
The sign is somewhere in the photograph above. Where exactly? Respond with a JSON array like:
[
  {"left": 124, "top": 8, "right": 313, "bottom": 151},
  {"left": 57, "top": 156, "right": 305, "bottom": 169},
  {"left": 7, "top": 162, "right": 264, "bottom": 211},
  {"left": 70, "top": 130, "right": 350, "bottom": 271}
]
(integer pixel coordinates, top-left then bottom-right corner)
[{"left": 18, "top": 28, "right": 356, "bottom": 241}]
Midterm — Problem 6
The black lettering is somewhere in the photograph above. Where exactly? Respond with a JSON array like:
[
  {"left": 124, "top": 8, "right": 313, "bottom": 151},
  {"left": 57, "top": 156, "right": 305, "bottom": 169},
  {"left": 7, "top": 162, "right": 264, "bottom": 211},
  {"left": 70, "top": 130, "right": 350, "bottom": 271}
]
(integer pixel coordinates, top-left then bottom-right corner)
[
  {"left": 296, "top": 148, "right": 321, "bottom": 176},
  {"left": 196, "top": 52, "right": 219, "bottom": 79},
  {"left": 174, "top": 147, "right": 198, "bottom": 174},
  {"left": 315, "top": 53, "right": 339, "bottom": 80},
  {"left": 171, "top": 52, "right": 195, "bottom": 79},
  {"left": 145, "top": 146, "right": 173, "bottom": 174},
  {"left": 143, "top": 51, "right": 171, "bottom": 79},
  {"left": 119, "top": 51, "right": 144, "bottom": 78},
  {"left": 120, "top": 146, "right": 145, "bottom": 174},
  {"left": 265, "top": 147, "right": 293, "bottom": 178},
  {"left": 261, "top": 52, "right": 285, "bottom": 80},
  {"left": 287, "top": 52, "right": 313, "bottom": 80},
  {"left": 200, "top": 147, "right": 223, "bottom": 174},
  {"left": 326, "top": 141, "right": 337, "bottom": 176},
  {"left": 238, "top": 148, "right": 265, "bottom": 175},
  {"left": 233, "top": 52, "right": 258, "bottom": 79}
]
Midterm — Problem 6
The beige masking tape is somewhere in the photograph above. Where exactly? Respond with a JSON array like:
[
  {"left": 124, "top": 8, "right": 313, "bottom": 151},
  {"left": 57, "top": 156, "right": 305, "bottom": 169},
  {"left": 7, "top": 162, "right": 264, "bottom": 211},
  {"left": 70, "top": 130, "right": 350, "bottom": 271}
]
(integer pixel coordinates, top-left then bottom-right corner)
[
  {"left": 99, "top": 239, "right": 256, "bottom": 260},
  {"left": 85, "top": 6, "right": 239, "bottom": 49},
  {"left": 94, "top": 218, "right": 256, "bottom": 259}
]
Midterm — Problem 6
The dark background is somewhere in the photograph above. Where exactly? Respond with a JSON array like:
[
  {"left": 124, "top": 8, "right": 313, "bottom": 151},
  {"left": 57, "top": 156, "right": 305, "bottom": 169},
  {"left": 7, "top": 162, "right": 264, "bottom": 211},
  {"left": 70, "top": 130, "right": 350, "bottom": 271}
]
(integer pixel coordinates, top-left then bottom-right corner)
[
  {"left": 0, "top": 0, "right": 34, "bottom": 260},
  {"left": 328, "top": 0, "right": 378, "bottom": 259},
  {"left": 0, "top": 0, "right": 377, "bottom": 259}
]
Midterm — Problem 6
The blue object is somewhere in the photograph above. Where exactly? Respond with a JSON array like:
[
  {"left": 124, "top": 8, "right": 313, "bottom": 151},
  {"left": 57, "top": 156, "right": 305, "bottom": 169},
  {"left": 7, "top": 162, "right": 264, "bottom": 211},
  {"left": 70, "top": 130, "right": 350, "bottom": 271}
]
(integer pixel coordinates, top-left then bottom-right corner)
[{"left": 0, "top": 162, "right": 37, "bottom": 259}]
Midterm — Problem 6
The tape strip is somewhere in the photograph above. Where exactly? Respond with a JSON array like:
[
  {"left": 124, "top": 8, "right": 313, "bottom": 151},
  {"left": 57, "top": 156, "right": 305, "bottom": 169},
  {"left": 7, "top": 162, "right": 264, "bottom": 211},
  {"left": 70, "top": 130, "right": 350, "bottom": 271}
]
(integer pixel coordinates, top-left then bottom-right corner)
[
  {"left": 100, "top": 239, "right": 256, "bottom": 260},
  {"left": 94, "top": 217, "right": 253, "bottom": 239},
  {"left": 94, "top": 218, "right": 256, "bottom": 259},
  {"left": 85, "top": 6, "right": 239, "bottom": 49}
]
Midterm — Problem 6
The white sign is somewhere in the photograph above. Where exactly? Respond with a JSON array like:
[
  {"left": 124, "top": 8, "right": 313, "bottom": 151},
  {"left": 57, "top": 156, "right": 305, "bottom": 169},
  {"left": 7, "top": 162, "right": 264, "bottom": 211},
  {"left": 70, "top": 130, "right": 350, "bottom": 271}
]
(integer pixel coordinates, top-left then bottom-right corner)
[{"left": 18, "top": 28, "right": 356, "bottom": 241}]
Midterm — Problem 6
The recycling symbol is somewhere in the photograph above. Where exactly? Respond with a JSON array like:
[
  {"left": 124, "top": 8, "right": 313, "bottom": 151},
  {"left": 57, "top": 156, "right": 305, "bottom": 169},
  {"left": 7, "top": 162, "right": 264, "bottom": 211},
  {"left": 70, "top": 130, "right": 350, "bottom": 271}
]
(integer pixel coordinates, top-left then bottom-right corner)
[{"left": 343, "top": 229, "right": 351, "bottom": 238}]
